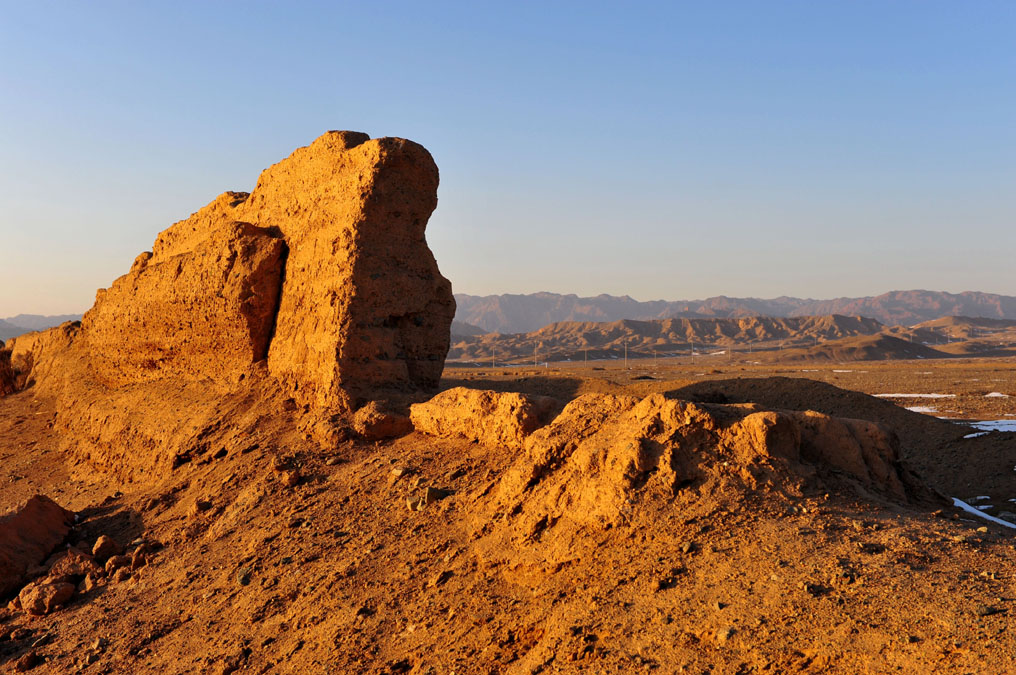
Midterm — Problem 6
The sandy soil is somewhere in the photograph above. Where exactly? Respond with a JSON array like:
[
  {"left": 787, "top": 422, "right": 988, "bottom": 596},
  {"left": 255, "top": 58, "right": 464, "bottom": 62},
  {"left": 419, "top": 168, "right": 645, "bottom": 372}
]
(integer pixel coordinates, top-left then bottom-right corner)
[{"left": 1, "top": 357, "right": 1015, "bottom": 674}]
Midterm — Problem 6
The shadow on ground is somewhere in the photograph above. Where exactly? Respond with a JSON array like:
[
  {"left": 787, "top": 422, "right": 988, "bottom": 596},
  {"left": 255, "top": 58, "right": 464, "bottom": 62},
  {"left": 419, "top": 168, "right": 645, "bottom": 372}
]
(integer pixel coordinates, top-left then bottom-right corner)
[{"left": 439, "top": 376, "right": 583, "bottom": 403}]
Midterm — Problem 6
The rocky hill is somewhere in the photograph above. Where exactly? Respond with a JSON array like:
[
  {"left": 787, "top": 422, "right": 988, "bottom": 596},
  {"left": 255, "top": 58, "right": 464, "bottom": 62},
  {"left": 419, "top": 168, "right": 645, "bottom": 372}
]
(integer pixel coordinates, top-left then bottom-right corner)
[{"left": 455, "top": 290, "right": 1016, "bottom": 334}]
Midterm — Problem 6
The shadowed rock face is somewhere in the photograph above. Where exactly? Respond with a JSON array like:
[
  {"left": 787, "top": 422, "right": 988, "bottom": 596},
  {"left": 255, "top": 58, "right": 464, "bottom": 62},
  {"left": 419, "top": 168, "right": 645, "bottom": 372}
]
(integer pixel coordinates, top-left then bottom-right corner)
[
  {"left": 74, "top": 131, "right": 453, "bottom": 408},
  {"left": 0, "top": 346, "right": 14, "bottom": 396},
  {"left": 0, "top": 495, "right": 74, "bottom": 598}
]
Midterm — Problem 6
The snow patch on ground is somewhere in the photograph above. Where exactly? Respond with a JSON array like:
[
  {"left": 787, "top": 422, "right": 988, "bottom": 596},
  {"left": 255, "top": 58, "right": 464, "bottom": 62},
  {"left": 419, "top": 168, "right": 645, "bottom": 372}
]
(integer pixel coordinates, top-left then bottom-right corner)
[
  {"left": 952, "top": 498, "right": 1016, "bottom": 530},
  {"left": 969, "top": 420, "right": 1016, "bottom": 433},
  {"left": 906, "top": 406, "right": 938, "bottom": 414},
  {"left": 874, "top": 393, "right": 956, "bottom": 399},
  {"left": 985, "top": 392, "right": 1010, "bottom": 398}
]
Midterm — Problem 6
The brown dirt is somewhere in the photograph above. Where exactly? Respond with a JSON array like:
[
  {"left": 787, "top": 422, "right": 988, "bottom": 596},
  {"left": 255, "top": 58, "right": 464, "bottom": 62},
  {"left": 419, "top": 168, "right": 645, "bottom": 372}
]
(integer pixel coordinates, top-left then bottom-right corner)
[{"left": 1, "top": 358, "right": 1015, "bottom": 673}]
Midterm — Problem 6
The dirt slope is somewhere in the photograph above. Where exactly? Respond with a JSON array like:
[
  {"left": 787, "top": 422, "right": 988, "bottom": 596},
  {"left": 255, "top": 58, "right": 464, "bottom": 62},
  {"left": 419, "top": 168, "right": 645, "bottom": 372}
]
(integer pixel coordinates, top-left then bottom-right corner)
[{"left": 2, "top": 367, "right": 1016, "bottom": 673}]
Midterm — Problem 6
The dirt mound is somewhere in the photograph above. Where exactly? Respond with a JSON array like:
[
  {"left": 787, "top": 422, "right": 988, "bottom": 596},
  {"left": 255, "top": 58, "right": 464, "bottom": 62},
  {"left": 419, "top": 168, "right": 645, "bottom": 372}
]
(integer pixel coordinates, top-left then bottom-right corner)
[
  {"left": 3, "top": 362, "right": 1016, "bottom": 672},
  {"left": 411, "top": 387, "right": 561, "bottom": 450},
  {"left": 0, "top": 495, "right": 74, "bottom": 598},
  {"left": 474, "top": 393, "right": 923, "bottom": 568}
]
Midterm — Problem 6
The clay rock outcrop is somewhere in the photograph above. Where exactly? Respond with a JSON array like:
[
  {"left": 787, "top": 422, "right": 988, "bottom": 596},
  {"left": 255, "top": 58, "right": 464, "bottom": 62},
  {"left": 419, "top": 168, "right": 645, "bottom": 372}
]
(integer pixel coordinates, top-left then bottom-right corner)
[
  {"left": 2, "top": 322, "right": 78, "bottom": 394},
  {"left": 242, "top": 132, "right": 454, "bottom": 410},
  {"left": 410, "top": 387, "right": 561, "bottom": 450},
  {"left": 0, "top": 496, "right": 74, "bottom": 597},
  {"left": 352, "top": 401, "right": 413, "bottom": 441},
  {"left": 76, "top": 130, "right": 453, "bottom": 408},
  {"left": 474, "top": 393, "right": 917, "bottom": 560},
  {"left": 17, "top": 579, "right": 75, "bottom": 615},
  {"left": 82, "top": 221, "right": 285, "bottom": 387}
]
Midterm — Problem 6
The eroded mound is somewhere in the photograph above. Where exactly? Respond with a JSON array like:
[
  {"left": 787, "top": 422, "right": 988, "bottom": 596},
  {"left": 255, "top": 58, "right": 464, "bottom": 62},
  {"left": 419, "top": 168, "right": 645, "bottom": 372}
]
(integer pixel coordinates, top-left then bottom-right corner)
[{"left": 457, "top": 392, "right": 927, "bottom": 569}]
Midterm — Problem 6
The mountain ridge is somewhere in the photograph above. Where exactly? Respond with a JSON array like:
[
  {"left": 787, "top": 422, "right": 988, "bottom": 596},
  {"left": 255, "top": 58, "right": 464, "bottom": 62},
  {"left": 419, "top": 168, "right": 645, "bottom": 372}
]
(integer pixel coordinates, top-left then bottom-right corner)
[{"left": 455, "top": 290, "right": 1016, "bottom": 334}]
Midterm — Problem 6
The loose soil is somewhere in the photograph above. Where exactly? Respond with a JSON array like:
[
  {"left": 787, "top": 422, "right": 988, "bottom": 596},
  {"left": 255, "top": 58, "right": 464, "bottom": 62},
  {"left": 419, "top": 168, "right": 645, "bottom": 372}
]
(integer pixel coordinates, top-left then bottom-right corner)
[{"left": 1, "top": 357, "right": 1015, "bottom": 674}]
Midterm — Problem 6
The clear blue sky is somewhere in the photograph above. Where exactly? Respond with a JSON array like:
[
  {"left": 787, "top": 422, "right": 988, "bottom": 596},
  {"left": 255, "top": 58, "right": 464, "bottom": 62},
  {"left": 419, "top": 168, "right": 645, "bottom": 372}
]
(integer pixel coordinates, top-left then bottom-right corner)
[{"left": 1, "top": 1, "right": 1014, "bottom": 316}]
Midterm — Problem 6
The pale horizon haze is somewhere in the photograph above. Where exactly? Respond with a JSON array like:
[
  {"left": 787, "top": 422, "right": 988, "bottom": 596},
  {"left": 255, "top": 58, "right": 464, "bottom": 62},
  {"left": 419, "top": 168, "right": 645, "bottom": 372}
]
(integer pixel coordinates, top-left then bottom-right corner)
[{"left": 2, "top": 2, "right": 1015, "bottom": 316}]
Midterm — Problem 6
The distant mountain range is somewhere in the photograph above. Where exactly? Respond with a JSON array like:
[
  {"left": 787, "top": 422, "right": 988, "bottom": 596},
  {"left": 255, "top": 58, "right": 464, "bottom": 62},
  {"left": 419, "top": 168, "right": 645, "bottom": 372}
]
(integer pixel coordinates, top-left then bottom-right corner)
[
  {"left": 448, "top": 314, "right": 1016, "bottom": 365},
  {"left": 0, "top": 314, "right": 81, "bottom": 341},
  {"left": 454, "top": 290, "right": 1016, "bottom": 334}
]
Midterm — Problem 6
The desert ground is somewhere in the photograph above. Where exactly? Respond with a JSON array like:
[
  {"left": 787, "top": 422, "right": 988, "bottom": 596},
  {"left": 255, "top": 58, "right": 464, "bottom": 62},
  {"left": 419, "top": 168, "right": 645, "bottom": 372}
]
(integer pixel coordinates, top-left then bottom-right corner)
[{"left": 1, "top": 354, "right": 1015, "bottom": 674}]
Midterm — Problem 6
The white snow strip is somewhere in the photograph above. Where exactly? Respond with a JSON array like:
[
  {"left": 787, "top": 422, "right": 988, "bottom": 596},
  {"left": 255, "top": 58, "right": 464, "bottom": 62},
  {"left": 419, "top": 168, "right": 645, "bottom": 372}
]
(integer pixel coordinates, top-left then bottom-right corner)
[
  {"left": 969, "top": 420, "right": 1016, "bottom": 433},
  {"left": 964, "top": 432, "right": 990, "bottom": 439},
  {"left": 976, "top": 505, "right": 994, "bottom": 511},
  {"left": 970, "top": 496, "right": 991, "bottom": 502},
  {"left": 874, "top": 393, "right": 956, "bottom": 399},
  {"left": 952, "top": 498, "right": 1016, "bottom": 530},
  {"left": 986, "top": 392, "right": 1010, "bottom": 398},
  {"left": 906, "top": 406, "right": 938, "bottom": 414},
  {"left": 800, "top": 369, "right": 819, "bottom": 372},
  {"left": 832, "top": 369, "right": 853, "bottom": 373}
]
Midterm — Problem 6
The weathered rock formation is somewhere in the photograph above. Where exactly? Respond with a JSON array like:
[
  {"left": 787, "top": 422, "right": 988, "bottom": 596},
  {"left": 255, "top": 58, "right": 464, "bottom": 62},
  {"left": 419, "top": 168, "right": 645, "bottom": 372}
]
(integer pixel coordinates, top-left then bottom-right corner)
[
  {"left": 8, "top": 131, "right": 452, "bottom": 410},
  {"left": 98, "top": 131, "right": 454, "bottom": 407},
  {"left": 82, "top": 220, "right": 285, "bottom": 387},
  {"left": 405, "top": 390, "right": 922, "bottom": 566},
  {"left": 0, "top": 132, "right": 454, "bottom": 481},
  {"left": 411, "top": 387, "right": 561, "bottom": 450},
  {"left": 0, "top": 495, "right": 74, "bottom": 598},
  {"left": 239, "top": 132, "right": 454, "bottom": 410},
  {"left": 352, "top": 401, "right": 414, "bottom": 441}
]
